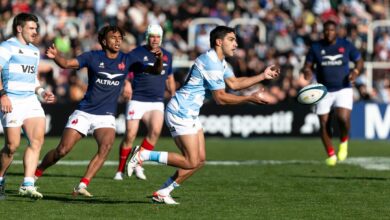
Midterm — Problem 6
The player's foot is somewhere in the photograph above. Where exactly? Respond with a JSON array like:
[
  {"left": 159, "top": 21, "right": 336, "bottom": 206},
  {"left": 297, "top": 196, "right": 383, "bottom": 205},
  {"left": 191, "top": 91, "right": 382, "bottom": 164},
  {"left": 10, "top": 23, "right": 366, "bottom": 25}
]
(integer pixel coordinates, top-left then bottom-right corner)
[
  {"left": 337, "top": 142, "right": 348, "bottom": 162},
  {"left": 73, "top": 186, "right": 93, "bottom": 197},
  {"left": 18, "top": 186, "right": 43, "bottom": 199},
  {"left": 325, "top": 155, "right": 337, "bottom": 166},
  {"left": 152, "top": 191, "right": 179, "bottom": 205},
  {"left": 113, "top": 172, "right": 124, "bottom": 181},
  {"left": 135, "top": 165, "right": 147, "bottom": 180},
  {"left": 127, "top": 145, "right": 143, "bottom": 177},
  {"left": 0, "top": 184, "right": 6, "bottom": 200}
]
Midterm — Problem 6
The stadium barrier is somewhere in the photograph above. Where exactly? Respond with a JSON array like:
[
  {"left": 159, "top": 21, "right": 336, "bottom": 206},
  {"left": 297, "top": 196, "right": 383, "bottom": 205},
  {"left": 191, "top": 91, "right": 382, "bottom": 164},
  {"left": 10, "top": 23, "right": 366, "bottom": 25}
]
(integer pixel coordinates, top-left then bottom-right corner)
[{"left": 0, "top": 102, "right": 387, "bottom": 140}]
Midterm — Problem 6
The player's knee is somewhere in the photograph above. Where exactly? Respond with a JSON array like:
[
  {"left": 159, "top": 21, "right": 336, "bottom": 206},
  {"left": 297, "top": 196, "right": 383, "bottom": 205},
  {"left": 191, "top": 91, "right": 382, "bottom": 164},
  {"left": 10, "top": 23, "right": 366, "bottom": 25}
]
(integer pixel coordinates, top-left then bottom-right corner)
[
  {"left": 99, "top": 143, "right": 113, "bottom": 155},
  {"left": 2, "top": 143, "right": 18, "bottom": 156},
  {"left": 56, "top": 146, "right": 71, "bottom": 157}
]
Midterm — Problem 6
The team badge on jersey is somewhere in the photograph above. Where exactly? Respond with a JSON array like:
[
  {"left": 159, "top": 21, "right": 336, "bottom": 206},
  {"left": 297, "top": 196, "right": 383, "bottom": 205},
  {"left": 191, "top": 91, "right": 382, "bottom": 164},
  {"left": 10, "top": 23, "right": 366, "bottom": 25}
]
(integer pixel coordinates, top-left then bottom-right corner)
[
  {"left": 338, "top": 47, "right": 345, "bottom": 53},
  {"left": 143, "top": 56, "right": 148, "bottom": 61},
  {"left": 99, "top": 62, "right": 105, "bottom": 68},
  {"left": 118, "top": 62, "right": 125, "bottom": 71},
  {"left": 321, "top": 50, "right": 325, "bottom": 55}
]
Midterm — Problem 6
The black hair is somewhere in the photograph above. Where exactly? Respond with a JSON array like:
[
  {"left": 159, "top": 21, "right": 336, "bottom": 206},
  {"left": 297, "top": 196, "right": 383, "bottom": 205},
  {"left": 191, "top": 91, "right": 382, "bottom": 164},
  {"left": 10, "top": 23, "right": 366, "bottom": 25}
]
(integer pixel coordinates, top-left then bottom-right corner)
[
  {"left": 12, "top": 13, "right": 39, "bottom": 36},
  {"left": 323, "top": 20, "right": 337, "bottom": 29},
  {"left": 97, "top": 25, "right": 125, "bottom": 49},
  {"left": 209, "top": 26, "right": 235, "bottom": 48}
]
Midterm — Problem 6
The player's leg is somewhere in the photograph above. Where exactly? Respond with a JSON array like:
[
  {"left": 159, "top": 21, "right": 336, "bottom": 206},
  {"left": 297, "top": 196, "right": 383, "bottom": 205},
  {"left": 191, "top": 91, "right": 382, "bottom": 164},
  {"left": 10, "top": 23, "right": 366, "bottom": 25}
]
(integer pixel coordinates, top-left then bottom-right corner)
[
  {"left": 115, "top": 100, "right": 143, "bottom": 179},
  {"left": 335, "top": 108, "right": 351, "bottom": 161},
  {"left": 73, "top": 128, "right": 115, "bottom": 197},
  {"left": 315, "top": 92, "right": 337, "bottom": 166},
  {"left": 318, "top": 114, "right": 337, "bottom": 166},
  {"left": 74, "top": 114, "right": 116, "bottom": 197},
  {"left": 19, "top": 117, "right": 46, "bottom": 199},
  {"left": 36, "top": 128, "right": 83, "bottom": 176},
  {"left": 134, "top": 109, "right": 164, "bottom": 180},
  {"left": 0, "top": 127, "right": 21, "bottom": 198},
  {"left": 153, "top": 129, "right": 206, "bottom": 204},
  {"left": 334, "top": 88, "right": 353, "bottom": 161},
  {"left": 36, "top": 110, "right": 89, "bottom": 177},
  {"left": 114, "top": 119, "right": 140, "bottom": 180}
]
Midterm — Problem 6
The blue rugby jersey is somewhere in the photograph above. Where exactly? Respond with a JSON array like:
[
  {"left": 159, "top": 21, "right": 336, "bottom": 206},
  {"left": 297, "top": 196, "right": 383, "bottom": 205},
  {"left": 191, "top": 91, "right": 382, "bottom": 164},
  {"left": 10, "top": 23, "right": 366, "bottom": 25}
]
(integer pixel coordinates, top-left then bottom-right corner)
[
  {"left": 129, "top": 46, "right": 173, "bottom": 102},
  {"left": 166, "top": 49, "right": 234, "bottom": 118},
  {"left": 76, "top": 50, "right": 136, "bottom": 115},
  {"left": 305, "top": 38, "right": 361, "bottom": 91},
  {"left": 0, "top": 37, "right": 40, "bottom": 98}
]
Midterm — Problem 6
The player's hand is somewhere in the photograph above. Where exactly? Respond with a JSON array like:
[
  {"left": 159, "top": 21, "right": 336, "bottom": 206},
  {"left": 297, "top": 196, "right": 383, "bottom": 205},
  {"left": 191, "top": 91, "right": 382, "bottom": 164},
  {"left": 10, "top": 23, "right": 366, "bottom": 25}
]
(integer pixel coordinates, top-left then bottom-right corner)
[
  {"left": 46, "top": 44, "right": 58, "bottom": 59},
  {"left": 151, "top": 47, "right": 163, "bottom": 60},
  {"left": 251, "top": 88, "right": 277, "bottom": 105},
  {"left": 0, "top": 95, "right": 13, "bottom": 113},
  {"left": 349, "top": 69, "right": 359, "bottom": 86},
  {"left": 122, "top": 80, "right": 132, "bottom": 101},
  {"left": 42, "top": 90, "right": 56, "bottom": 103},
  {"left": 263, "top": 65, "right": 280, "bottom": 80}
]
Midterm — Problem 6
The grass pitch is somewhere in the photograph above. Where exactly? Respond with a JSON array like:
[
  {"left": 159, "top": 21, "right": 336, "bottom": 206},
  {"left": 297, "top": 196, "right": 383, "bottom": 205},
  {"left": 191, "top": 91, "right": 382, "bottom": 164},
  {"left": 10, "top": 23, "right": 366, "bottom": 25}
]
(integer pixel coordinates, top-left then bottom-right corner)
[{"left": 0, "top": 137, "right": 389, "bottom": 219}]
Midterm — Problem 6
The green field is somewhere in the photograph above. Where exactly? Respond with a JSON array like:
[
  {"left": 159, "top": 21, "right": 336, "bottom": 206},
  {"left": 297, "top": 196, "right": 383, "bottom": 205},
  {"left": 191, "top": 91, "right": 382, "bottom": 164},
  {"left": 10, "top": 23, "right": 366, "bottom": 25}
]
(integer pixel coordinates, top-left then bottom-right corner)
[{"left": 0, "top": 137, "right": 389, "bottom": 219}]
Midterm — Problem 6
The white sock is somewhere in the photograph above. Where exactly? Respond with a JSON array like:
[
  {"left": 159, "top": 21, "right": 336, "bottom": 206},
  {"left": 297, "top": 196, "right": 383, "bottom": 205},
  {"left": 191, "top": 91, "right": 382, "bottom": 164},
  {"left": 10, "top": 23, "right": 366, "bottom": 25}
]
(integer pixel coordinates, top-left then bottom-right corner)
[
  {"left": 23, "top": 177, "right": 35, "bottom": 186},
  {"left": 0, "top": 177, "right": 4, "bottom": 185},
  {"left": 158, "top": 181, "right": 180, "bottom": 195},
  {"left": 78, "top": 182, "right": 87, "bottom": 189}
]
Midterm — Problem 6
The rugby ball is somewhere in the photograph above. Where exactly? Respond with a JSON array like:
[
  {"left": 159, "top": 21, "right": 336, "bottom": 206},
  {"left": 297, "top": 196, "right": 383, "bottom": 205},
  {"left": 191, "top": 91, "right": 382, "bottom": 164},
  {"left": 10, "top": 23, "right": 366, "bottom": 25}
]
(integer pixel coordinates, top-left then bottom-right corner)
[{"left": 297, "top": 83, "right": 327, "bottom": 105}]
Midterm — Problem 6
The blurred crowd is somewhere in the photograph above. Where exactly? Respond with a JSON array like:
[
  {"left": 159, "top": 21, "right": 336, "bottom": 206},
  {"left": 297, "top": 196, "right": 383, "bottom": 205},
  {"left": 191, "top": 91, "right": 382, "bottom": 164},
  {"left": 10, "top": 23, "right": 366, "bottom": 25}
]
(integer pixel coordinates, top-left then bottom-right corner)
[{"left": 0, "top": 0, "right": 389, "bottom": 104}]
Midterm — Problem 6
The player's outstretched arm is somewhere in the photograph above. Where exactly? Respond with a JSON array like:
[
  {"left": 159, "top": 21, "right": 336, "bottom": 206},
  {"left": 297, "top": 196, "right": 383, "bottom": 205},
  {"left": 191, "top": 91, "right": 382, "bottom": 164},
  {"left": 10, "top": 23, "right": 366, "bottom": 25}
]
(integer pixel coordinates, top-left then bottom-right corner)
[
  {"left": 225, "top": 65, "right": 280, "bottom": 90},
  {"left": 212, "top": 88, "right": 274, "bottom": 105},
  {"left": 46, "top": 44, "right": 79, "bottom": 69}
]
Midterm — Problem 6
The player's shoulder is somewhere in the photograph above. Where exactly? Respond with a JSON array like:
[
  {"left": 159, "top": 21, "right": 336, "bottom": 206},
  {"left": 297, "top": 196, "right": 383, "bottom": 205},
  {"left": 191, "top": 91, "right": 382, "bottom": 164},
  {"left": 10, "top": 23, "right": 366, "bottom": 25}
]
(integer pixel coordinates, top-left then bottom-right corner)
[
  {"left": 0, "top": 37, "right": 16, "bottom": 48},
  {"left": 161, "top": 47, "right": 172, "bottom": 57},
  {"left": 337, "top": 38, "right": 354, "bottom": 47}
]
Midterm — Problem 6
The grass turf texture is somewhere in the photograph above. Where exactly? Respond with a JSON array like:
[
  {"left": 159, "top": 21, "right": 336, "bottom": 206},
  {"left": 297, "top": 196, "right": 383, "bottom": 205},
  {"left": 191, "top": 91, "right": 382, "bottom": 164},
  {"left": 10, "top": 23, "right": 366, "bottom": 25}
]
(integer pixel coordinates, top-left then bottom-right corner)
[{"left": 0, "top": 137, "right": 389, "bottom": 219}]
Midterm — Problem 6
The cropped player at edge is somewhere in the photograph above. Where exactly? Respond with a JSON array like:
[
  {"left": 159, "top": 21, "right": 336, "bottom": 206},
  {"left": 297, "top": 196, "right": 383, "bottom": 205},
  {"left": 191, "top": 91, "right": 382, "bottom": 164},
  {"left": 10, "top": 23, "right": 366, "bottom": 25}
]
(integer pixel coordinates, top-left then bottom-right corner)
[
  {"left": 114, "top": 24, "right": 175, "bottom": 181},
  {"left": 127, "top": 26, "right": 280, "bottom": 204},
  {"left": 302, "top": 20, "right": 363, "bottom": 166}
]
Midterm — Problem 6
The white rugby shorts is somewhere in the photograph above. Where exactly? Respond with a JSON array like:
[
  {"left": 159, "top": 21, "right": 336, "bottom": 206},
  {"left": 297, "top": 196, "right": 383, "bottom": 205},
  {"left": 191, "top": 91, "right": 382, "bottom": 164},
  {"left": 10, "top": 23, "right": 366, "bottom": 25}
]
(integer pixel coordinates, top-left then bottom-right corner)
[
  {"left": 126, "top": 100, "right": 164, "bottom": 120},
  {"left": 0, "top": 96, "right": 45, "bottom": 127},
  {"left": 314, "top": 88, "right": 353, "bottom": 115},
  {"left": 65, "top": 110, "right": 116, "bottom": 136},
  {"left": 165, "top": 111, "right": 202, "bottom": 137}
]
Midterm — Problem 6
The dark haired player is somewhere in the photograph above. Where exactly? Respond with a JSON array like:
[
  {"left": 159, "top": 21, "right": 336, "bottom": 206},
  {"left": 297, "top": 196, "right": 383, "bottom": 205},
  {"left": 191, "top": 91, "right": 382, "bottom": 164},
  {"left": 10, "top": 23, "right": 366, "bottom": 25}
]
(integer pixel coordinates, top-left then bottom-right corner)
[{"left": 302, "top": 20, "right": 363, "bottom": 166}]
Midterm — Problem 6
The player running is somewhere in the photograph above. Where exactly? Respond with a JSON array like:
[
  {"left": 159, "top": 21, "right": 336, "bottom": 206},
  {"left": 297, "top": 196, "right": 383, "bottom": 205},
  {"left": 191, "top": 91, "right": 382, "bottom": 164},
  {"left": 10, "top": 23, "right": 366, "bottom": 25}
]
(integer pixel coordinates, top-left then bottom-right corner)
[
  {"left": 114, "top": 24, "right": 175, "bottom": 181},
  {"left": 302, "top": 20, "right": 363, "bottom": 166},
  {"left": 127, "top": 26, "right": 280, "bottom": 204},
  {"left": 34, "top": 25, "right": 163, "bottom": 197}
]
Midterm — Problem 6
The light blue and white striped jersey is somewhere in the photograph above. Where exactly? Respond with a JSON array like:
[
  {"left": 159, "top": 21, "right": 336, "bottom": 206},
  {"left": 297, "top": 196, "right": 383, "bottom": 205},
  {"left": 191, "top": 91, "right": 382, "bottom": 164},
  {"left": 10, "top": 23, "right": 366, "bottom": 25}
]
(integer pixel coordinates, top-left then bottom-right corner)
[
  {"left": 166, "top": 49, "right": 234, "bottom": 118},
  {"left": 0, "top": 37, "right": 40, "bottom": 98}
]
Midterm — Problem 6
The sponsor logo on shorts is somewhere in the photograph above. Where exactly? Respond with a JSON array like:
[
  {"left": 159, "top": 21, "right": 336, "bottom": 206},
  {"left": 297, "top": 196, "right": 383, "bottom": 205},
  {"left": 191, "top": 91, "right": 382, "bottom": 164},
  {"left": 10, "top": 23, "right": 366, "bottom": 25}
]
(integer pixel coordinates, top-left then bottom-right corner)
[
  {"left": 169, "top": 126, "right": 176, "bottom": 132},
  {"left": 71, "top": 119, "right": 78, "bottom": 125},
  {"left": 8, "top": 119, "right": 17, "bottom": 125},
  {"left": 128, "top": 110, "right": 135, "bottom": 116}
]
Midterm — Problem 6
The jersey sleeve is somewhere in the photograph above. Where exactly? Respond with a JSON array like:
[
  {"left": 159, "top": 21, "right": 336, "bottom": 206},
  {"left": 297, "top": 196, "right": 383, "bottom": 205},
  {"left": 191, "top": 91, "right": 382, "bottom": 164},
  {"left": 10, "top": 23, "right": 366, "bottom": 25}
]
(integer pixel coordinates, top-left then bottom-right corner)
[
  {"left": 348, "top": 41, "right": 361, "bottom": 62},
  {"left": 0, "top": 43, "right": 12, "bottom": 67},
  {"left": 305, "top": 44, "right": 315, "bottom": 64},
  {"left": 76, "top": 51, "right": 92, "bottom": 69}
]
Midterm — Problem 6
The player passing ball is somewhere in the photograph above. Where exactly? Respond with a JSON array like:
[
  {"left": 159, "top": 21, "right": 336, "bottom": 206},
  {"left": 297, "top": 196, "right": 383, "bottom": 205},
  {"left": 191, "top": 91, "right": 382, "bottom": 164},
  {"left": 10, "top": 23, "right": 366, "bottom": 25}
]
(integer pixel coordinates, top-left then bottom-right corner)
[{"left": 127, "top": 25, "right": 279, "bottom": 205}]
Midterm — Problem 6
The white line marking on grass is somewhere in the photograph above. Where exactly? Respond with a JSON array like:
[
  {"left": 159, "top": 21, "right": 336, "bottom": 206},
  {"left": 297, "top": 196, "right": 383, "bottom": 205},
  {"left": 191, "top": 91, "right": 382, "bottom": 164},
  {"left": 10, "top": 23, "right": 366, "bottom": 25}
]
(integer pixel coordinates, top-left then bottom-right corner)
[{"left": 12, "top": 157, "right": 390, "bottom": 171}]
